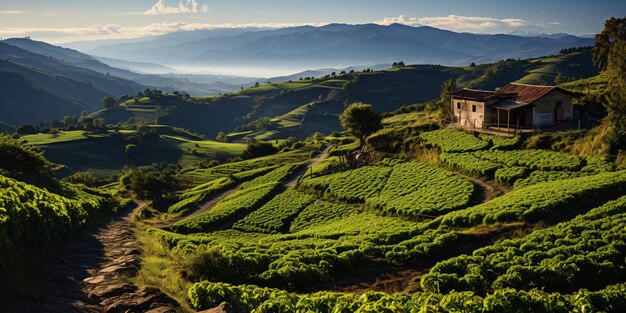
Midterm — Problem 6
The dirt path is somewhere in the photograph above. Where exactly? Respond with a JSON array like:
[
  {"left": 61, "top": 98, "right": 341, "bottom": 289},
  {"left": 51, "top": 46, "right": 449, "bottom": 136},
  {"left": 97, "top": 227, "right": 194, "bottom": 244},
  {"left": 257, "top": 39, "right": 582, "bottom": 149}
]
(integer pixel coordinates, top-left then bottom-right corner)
[
  {"left": 0, "top": 200, "right": 182, "bottom": 313},
  {"left": 455, "top": 173, "right": 499, "bottom": 205},
  {"left": 157, "top": 145, "right": 333, "bottom": 230},
  {"left": 156, "top": 188, "right": 238, "bottom": 228},
  {"left": 285, "top": 144, "right": 331, "bottom": 187}
]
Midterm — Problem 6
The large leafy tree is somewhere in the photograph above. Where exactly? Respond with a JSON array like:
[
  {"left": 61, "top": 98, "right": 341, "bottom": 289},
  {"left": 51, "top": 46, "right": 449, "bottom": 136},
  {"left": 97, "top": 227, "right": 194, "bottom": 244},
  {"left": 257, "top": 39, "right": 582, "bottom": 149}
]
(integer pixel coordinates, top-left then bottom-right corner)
[
  {"left": 593, "top": 17, "right": 626, "bottom": 148},
  {"left": 438, "top": 79, "right": 456, "bottom": 122},
  {"left": 101, "top": 96, "right": 118, "bottom": 109},
  {"left": 339, "top": 103, "right": 382, "bottom": 147}
]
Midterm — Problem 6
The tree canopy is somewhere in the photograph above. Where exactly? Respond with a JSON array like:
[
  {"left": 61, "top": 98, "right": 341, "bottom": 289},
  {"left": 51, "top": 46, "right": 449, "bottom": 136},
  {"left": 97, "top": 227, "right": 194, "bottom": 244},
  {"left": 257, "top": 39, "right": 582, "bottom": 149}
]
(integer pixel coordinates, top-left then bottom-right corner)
[
  {"left": 339, "top": 103, "right": 382, "bottom": 146},
  {"left": 101, "top": 96, "right": 118, "bottom": 109},
  {"left": 593, "top": 17, "right": 626, "bottom": 149}
]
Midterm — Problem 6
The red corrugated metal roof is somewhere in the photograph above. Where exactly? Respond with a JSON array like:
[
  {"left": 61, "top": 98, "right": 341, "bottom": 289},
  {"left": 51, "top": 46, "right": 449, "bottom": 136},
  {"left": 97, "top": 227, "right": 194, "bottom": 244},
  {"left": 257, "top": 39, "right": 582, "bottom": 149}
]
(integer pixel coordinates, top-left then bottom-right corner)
[{"left": 499, "top": 83, "right": 575, "bottom": 104}]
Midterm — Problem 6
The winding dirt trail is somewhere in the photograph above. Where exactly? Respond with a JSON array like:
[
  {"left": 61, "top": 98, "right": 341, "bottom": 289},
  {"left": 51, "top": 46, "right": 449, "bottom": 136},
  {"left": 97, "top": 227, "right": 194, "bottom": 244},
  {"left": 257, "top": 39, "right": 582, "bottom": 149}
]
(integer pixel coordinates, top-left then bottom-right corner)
[
  {"left": 0, "top": 200, "right": 182, "bottom": 313},
  {"left": 158, "top": 145, "right": 333, "bottom": 229}
]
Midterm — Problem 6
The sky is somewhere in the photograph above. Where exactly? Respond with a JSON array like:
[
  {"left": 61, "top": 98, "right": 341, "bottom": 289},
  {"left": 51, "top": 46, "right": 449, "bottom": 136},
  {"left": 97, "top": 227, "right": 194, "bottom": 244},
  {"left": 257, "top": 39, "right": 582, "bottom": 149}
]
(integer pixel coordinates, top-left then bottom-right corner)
[{"left": 0, "top": 0, "right": 624, "bottom": 43}]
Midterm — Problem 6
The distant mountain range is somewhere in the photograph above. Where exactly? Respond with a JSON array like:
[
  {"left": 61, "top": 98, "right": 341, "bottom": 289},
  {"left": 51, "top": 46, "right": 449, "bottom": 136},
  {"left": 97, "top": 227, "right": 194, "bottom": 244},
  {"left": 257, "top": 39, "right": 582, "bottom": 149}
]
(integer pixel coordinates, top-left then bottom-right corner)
[{"left": 80, "top": 24, "right": 594, "bottom": 72}]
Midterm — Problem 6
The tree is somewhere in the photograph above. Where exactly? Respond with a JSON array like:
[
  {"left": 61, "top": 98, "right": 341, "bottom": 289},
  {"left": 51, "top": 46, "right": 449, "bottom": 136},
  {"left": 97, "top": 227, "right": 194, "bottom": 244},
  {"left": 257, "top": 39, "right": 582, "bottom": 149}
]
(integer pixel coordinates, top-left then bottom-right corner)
[
  {"left": 101, "top": 96, "right": 118, "bottom": 109},
  {"left": 241, "top": 141, "right": 278, "bottom": 160},
  {"left": 593, "top": 17, "right": 626, "bottom": 149},
  {"left": 16, "top": 124, "right": 38, "bottom": 135},
  {"left": 339, "top": 103, "right": 382, "bottom": 147},
  {"left": 437, "top": 79, "right": 456, "bottom": 122},
  {"left": 120, "top": 164, "right": 180, "bottom": 205}
]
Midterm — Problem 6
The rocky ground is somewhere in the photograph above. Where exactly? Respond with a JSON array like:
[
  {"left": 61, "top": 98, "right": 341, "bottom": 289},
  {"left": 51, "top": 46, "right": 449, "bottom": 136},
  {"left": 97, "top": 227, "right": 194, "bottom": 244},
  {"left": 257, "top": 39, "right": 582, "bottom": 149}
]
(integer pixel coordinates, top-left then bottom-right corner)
[{"left": 0, "top": 201, "right": 183, "bottom": 313}]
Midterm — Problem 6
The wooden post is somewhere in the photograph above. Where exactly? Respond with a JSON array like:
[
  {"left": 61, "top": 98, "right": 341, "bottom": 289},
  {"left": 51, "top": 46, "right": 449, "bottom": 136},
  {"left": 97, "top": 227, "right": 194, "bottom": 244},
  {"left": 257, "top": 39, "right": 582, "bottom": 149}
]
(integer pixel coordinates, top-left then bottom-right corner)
[
  {"left": 517, "top": 115, "right": 520, "bottom": 131},
  {"left": 507, "top": 110, "right": 511, "bottom": 132},
  {"left": 497, "top": 108, "right": 500, "bottom": 129},
  {"left": 578, "top": 119, "right": 581, "bottom": 131}
]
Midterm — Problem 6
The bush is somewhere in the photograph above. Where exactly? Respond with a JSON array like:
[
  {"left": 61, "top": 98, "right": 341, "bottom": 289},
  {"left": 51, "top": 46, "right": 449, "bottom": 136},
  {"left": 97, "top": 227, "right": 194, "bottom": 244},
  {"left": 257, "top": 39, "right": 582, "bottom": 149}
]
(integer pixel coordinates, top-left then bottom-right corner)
[{"left": 241, "top": 141, "right": 278, "bottom": 160}]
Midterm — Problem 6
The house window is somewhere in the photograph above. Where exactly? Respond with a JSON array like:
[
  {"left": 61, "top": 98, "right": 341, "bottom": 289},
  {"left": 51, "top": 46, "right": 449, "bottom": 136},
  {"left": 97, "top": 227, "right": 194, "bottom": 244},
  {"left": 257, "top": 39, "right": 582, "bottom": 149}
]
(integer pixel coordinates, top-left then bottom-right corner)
[
  {"left": 555, "top": 101, "right": 562, "bottom": 108},
  {"left": 457, "top": 102, "right": 461, "bottom": 110},
  {"left": 472, "top": 105, "right": 477, "bottom": 112}
]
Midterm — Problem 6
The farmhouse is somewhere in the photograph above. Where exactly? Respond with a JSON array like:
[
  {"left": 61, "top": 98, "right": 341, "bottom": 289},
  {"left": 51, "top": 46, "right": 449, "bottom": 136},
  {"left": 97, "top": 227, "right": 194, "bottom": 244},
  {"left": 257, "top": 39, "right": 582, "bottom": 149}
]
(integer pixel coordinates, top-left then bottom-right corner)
[{"left": 448, "top": 83, "right": 578, "bottom": 132}]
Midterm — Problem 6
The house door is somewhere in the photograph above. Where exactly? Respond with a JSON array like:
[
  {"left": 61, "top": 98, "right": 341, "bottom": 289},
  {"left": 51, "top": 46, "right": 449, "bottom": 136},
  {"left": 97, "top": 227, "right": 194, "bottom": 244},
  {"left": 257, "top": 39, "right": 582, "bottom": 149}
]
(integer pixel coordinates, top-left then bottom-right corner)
[{"left": 554, "top": 102, "right": 564, "bottom": 122}]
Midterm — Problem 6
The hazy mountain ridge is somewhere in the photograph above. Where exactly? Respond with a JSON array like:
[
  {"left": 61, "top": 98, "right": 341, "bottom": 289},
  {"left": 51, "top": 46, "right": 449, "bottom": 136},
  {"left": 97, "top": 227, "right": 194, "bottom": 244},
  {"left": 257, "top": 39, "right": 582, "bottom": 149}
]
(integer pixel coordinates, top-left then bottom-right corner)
[{"left": 84, "top": 24, "right": 594, "bottom": 71}]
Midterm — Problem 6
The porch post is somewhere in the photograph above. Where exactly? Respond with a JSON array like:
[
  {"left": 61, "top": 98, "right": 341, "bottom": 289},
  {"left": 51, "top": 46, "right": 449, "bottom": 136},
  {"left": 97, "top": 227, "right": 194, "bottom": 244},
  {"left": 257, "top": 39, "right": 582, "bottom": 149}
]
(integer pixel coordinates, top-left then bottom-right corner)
[
  {"left": 497, "top": 108, "right": 500, "bottom": 129},
  {"left": 507, "top": 110, "right": 511, "bottom": 132}
]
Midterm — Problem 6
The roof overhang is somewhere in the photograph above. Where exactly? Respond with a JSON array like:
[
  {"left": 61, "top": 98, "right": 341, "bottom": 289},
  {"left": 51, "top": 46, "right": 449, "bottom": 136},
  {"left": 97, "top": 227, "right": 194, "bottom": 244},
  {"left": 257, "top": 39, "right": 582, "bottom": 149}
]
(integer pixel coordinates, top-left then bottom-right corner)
[{"left": 490, "top": 100, "right": 532, "bottom": 111}]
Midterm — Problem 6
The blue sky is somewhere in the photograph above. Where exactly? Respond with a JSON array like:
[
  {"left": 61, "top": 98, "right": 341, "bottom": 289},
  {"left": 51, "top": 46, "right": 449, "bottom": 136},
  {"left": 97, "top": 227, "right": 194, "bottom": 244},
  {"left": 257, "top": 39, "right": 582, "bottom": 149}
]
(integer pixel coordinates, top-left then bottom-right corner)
[{"left": 0, "top": 0, "right": 624, "bottom": 43}]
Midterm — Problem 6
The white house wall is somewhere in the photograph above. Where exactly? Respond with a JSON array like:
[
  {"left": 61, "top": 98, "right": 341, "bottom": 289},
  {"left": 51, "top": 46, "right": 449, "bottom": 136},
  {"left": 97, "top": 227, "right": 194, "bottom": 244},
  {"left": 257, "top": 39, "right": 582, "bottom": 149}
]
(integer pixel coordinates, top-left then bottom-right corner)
[{"left": 451, "top": 98, "right": 486, "bottom": 128}]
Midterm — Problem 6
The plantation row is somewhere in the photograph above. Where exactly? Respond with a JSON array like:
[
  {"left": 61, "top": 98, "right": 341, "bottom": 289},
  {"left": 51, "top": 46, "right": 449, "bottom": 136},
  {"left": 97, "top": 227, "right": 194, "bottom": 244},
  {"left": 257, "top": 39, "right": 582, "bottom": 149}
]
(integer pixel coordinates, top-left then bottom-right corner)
[
  {"left": 168, "top": 166, "right": 278, "bottom": 214},
  {"left": 238, "top": 164, "right": 299, "bottom": 190},
  {"left": 233, "top": 190, "right": 315, "bottom": 233},
  {"left": 439, "top": 149, "right": 612, "bottom": 186},
  {"left": 302, "top": 161, "right": 474, "bottom": 217},
  {"left": 420, "top": 129, "right": 521, "bottom": 153},
  {"left": 171, "top": 182, "right": 282, "bottom": 234},
  {"left": 188, "top": 280, "right": 626, "bottom": 312},
  {"left": 386, "top": 171, "right": 626, "bottom": 262},
  {"left": 0, "top": 174, "right": 116, "bottom": 270},
  {"left": 421, "top": 195, "right": 626, "bottom": 295},
  {"left": 156, "top": 211, "right": 418, "bottom": 290}
]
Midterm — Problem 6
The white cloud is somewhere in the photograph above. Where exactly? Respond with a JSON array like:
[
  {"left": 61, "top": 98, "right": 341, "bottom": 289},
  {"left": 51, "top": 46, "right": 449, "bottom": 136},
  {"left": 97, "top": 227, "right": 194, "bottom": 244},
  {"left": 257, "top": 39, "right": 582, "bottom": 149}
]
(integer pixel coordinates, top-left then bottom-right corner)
[
  {"left": 143, "top": 0, "right": 208, "bottom": 15},
  {"left": 0, "top": 10, "right": 28, "bottom": 14},
  {"left": 0, "top": 21, "right": 324, "bottom": 43},
  {"left": 375, "top": 14, "right": 528, "bottom": 32}
]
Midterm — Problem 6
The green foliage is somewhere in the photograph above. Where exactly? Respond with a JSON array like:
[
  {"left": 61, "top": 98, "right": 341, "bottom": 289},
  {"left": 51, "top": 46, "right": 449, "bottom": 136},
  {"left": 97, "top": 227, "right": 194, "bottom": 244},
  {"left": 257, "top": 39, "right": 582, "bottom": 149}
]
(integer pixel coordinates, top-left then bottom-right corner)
[
  {"left": 63, "top": 171, "right": 100, "bottom": 187},
  {"left": 241, "top": 141, "right": 278, "bottom": 160},
  {"left": 339, "top": 103, "right": 382, "bottom": 146},
  {"left": 440, "top": 152, "right": 501, "bottom": 178},
  {"left": 101, "top": 96, "right": 118, "bottom": 109},
  {"left": 233, "top": 190, "right": 315, "bottom": 233},
  {"left": 494, "top": 167, "right": 527, "bottom": 185},
  {"left": 0, "top": 174, "right": 115, "bottom": 271},
  {"left": 367, "top": 162, "right": 474, "bottom": 217},
  {"left": 0, "top": 134, "right": 54, "bottom": 186},
  {"left": 187, "top": 280, "right": 626, "bottom": 312},
  {"left": 120, "top": 164, "right": 180, "bottom": 203},
  {"left": 420, "top": 129, "right": 489, "bottom": 153},
  {"left": 238, "top": 164, "right": 297, "bottom": 190},
  {"left": 289, "top": 200, "right": 358, "bottom": 232},
  {"left": 171, "top": 182, "right": 281, "bottom": 234},
  {"left": 422, "top": 195, "right": 626, "bottom": 294}
]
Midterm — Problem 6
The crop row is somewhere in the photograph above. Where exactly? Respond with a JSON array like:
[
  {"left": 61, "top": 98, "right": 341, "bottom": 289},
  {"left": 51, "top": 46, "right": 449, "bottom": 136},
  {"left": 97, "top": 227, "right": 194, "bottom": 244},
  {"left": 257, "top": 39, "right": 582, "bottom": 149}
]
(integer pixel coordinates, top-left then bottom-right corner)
[
  {"left": 420, "top": 129, "right": 489, "bottom": 153},
  {"left": 238, "top": 164, "right": 298, "bottom": 190},
  {"left": 303, "top": 161, "right": 474, "bottom": 217},
  {"left": 289, "top": 200, "right": 358, "bottom": 233},
  {"left": 367, "top": 162, "right": 474, "bottom": 216},
  {"left": 0, "top": 175, "right": 115, "bottom": 270},
  {"left": 233, "top": 190, "right": 315, "bottom": 233},
  {"left": 386, "top": 171, "right": 626, "bottom": 262},
  {"left": 168, "top": 166, "right": 277, "bottom": 214},
  {"left": 171, "top": 182, "right": 281, "bottom": 234},
  {"left": 421, "top": 194, "right": 626, "bottom": 294},
  {"left": 188, "top": 280, "right": 626, "bottom": 312}
]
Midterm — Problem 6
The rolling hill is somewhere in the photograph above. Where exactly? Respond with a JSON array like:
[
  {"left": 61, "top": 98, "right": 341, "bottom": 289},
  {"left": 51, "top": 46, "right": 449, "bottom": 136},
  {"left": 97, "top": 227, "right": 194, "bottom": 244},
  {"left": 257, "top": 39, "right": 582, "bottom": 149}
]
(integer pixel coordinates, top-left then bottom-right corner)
[
  {"left": 90, "top": 48, "right": 598, "bottom": 140},
  {"left": 85, "top": 24, "right": 594, "bottom": 71},
  {"left": 2, "top": 38, "right": 248, "bottom": 95}
]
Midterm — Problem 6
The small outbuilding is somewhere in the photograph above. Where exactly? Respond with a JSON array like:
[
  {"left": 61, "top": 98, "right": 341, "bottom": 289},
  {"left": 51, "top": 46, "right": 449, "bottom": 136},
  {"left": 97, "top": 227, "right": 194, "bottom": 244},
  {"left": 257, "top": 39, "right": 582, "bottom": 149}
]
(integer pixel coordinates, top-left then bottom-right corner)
[{"left": 449, "top": 83, "right": 578, "bottom": 132}]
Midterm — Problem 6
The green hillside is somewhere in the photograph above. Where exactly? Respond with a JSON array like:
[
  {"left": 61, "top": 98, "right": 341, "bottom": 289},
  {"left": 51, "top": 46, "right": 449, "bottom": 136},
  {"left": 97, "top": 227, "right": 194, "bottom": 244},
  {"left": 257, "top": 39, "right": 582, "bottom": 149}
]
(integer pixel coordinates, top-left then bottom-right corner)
[
  {"left": 0, "top": 42, "right": 146, "bottom": 126},
  {"left": 20, "top": 126, "right": 246, "bottom": 178},
  {"left": 90, "top": 48, "right": 598, "bottom": 141}
]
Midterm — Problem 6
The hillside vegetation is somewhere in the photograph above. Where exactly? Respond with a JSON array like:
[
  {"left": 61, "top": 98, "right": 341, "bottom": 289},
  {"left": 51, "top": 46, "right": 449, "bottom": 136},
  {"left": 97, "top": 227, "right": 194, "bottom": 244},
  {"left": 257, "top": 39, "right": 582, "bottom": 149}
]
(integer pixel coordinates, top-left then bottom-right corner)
[{"left": 88, "top": 48, "right": 598, "bottom": 141}]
